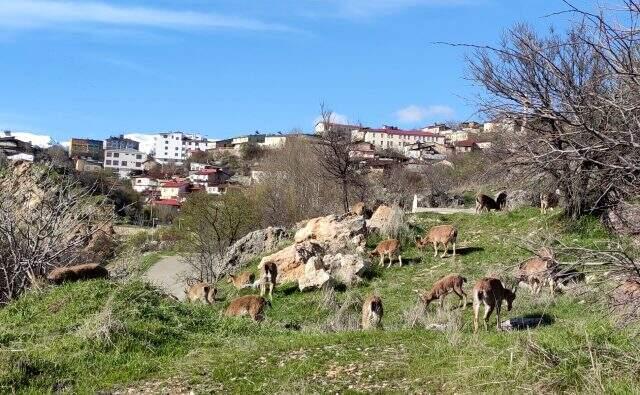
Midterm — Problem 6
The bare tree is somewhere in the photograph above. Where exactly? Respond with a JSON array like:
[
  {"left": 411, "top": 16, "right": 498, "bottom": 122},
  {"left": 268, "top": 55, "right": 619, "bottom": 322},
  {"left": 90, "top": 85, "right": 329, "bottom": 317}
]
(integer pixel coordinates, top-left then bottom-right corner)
[
  {"left": 0, "top": 163, "right": 115, "bottom": 304},
  {"left": 178, "top": 190, "right": 259, "bottom": 283},
  {"left": 464, "top": 6, "right": 640, "bottom": 219},
  {"left": 314, "top": 103, "right": 363, "bottom": 213}
]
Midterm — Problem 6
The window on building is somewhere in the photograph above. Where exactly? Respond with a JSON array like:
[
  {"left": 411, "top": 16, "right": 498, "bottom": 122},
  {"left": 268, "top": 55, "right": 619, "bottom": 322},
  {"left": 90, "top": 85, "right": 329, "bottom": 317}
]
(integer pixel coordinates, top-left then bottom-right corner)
[
  {"left": 113, "top": 152, "right": 119, "bottom": 158},
  {"left": 175, "top": 153, "right": 178, "bottom": 157},
  {"left": 175, "top": 147, "right": 178, "bottom": 150},
  {"left": 121, "top": 161, "right": 127, "bottom": 167},
  {"left": 112, "top": 160, "right": 119, "bottom": 166},
  {"left": 136, "top": 154, "right": 142, "bottom": 159},
  {"left": 106, "top": 152, "right": 112, "bottom": 157},
  {"left": 136, "top": 162, "right": 141, "bottom": 167},
  {"left": 105, "top": 160, "right": 111, "bottom": 165}
]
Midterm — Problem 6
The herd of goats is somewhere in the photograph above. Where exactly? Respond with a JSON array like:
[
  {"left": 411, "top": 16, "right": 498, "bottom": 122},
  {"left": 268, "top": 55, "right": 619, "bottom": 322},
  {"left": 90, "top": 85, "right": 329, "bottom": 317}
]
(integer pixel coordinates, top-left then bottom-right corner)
[{"left": 43, "top": 189, "right": 600, "bottom": 333}]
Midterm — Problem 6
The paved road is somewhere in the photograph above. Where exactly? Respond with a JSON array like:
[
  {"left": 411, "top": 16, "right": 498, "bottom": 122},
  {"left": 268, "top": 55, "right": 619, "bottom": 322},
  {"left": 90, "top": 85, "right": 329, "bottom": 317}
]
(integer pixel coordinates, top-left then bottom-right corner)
[
  {"left": 411, "top": 207, "right": 476, "bottom": 215},
  {"left": 143, "top": 255, "right": 195, "bottom": 300}
]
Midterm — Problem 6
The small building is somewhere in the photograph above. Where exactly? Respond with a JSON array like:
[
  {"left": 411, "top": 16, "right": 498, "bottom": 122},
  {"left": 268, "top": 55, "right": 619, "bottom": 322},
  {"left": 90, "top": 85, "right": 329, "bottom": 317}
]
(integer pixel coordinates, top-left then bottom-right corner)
[
  {"left": 190, "top": 162, "right": 215, "bottom": 172},
  {"left": 0, "top": 131, "right": 35, "bottom": 159},
  {"left": 453, "top": 139, "right": 479, "bottom": 153},
  {"left": 69, "top": 138, "right": 104, "bottom": 160},
  {"left": 154, "top": 132, "right": 210, "bottom": 164},
  {"left": 104, "top": 149, "right": 148, "bottom": 177},
  {"left": 131, "top": 176, "right": 159, "bottom": 193},
  {"left": 75, "top": 157, "right": 103, "bottom": 172},
  {"left": 159, "top": 179, "right": 190, "bottom": 200},
  {"left": 350, "top": 141, "right": 376, "bottom": 159},
  {"left": 105, "top": 134, "right": 140, "bottom": 151},
  {"left": 260, "top": 134, "right": 287, "bottom": 148}
]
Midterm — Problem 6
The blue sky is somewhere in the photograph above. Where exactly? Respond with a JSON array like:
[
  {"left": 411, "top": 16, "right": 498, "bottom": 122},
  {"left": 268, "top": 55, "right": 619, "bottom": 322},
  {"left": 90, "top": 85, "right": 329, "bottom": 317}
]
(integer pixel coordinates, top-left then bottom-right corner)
[{"left": 0, "top": 0, "right": 576, "bottom": 141}]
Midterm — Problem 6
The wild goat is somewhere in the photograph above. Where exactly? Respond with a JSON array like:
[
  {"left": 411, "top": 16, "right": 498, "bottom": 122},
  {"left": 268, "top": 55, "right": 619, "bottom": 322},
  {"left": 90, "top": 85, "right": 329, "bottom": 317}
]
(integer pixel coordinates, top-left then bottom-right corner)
[
  {"left": 259, "top": 261, "right": 278, "bottom": 300},
  {"left": 350, "top": 201, "right": 372, "bottom": 218},
  {"left": 472, "top": 277, "right": 516, "bottom": 332},
  {"left": 420, "top": 273, "right": 467, "bottom": 310},
  {"left": 515, "top": 248, "right": 558, "bottom": 294},
  {"left": 495, "top": 191, "right": 508, "bottom": 210},
  {"left": 540, "top": 190, "right": 561, "bottom": 214},
  {"left": 224, "top": 295, "right": 269, "bottom": 321},
  {"left": 185, "top": 282, "right": 217, "bottom": 304},
  {"left": 416, "top": 225, "right": 457, "bottom": 258},
  {"left": 370, "top": 239, "right": 402, "bottom": 268},
  {"left": 475, "top": 194, "right": 501, "bottom": 213},
  {"left": 361, "top": 295, "right": 384, "bottom": 330},
  {"left": 47, "top": 263, "right": 109, "bottom": 285},
  {"left": 227, "top": 272, "right": 256, "bottom": 290}
]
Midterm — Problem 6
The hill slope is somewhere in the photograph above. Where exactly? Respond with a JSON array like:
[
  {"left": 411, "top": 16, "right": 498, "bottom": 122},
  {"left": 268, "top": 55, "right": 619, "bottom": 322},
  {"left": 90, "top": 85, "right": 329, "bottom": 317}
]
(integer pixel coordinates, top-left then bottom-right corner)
[{"left": 1, "top": 208, "right": 639, "bottom": 393}]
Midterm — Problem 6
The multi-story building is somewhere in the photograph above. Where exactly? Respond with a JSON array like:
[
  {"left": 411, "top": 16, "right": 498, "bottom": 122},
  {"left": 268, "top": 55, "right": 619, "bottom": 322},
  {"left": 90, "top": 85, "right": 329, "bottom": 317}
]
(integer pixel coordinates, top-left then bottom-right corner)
[
  {"left": 105, "top": 134, "right": 140, "bottom": 151},
  {"left": 0, "top": 131, "right": 35, "bottom": 161},
  {"left": 104, "top": 149, "right": 147, "bottom": 177},
  {"left": 360, "top": 126, "right": 447, "bottom": 151},
  {"left": 69, "top": 138, "right": 104, "bottom": 160},
  {"left": 131, "top": 176, "right": 159, "bottom": 193},
  {"left": 154, "top": 132, "right": 209, "bottom": 164}
]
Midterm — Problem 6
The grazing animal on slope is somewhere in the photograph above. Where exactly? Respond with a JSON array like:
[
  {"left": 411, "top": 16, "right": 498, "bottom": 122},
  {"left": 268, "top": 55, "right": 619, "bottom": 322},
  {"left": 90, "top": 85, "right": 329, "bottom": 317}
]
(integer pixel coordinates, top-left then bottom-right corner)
[
  {"left": 475, "top": 194, "right": 501, "bottom": 213},
  {"left": 228, "top": 272, "right": 256, "bottom": 290},
  {"left": 515, "top": 248, "right": 558, "bottom": 294},
  {"left": 370, "top": 239, "right": 402, "bottom": 268},
  {"left": 416, "top": 225, "right": 457, "bottom": 258},
  {"left": 420, "top": 273, "right": 467, "bottom": 310},
  {"left": 361, "top": 295, "right": 384, "bottom": 330},
  {"left": 473, "top": 277, "right": 517, "bottom": 332},
  {"left": 47, "top": 263, "right": 109, "bottom": 285},
  {"left": 540, "top": 190, "right": 561, "bottom": 214},
  {"left": 185, "top": 282, "right": 217, "bottom": 304},
  {"left": 259, "top": 261, "right": 278, "bottom": 300},
  {"left": 495, "top": 191, "right": 508, "bottom": 210},
  {"left": 225, "top": 295, "right": 269, "bottom": 321}
]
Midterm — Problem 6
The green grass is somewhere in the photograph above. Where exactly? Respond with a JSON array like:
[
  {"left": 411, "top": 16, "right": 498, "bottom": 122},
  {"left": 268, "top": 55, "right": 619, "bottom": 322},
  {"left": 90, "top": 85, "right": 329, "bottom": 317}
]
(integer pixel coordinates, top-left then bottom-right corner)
[{"left": 1, "top": 208, "right": 639, "bottom": 393}]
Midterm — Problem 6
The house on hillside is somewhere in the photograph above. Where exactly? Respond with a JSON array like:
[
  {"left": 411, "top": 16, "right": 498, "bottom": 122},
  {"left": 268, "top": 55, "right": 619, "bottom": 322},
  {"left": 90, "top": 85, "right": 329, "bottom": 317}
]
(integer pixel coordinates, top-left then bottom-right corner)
[
  {"left": 453, "top": 139, "right": 480, "bottom": 153},
  {"left": 189, "top": 167, "right": 230, "bottom": 191},
  {"left": 360, "top": 126, "right": 447, "bottom": 151},
  {"left": 350, "top": 141, "right": 376, "bottom": 159},
  {"left": 404, "top": 142, "right": 447, "bottom": 161},
  {"left": 159, "top": 179, "right": 189, "bottom": 200},
  {"left": 104, "top": 149, "right": 147, "bottom": 178},
  {"left": 0, "top": 131, "right": 36, "bottom": 161},
  {"left": 75, "top": 157, "right": 103, "bottom": 172},
  {"left": 131, "top": 176, "right": 159, "bottom": 193}
]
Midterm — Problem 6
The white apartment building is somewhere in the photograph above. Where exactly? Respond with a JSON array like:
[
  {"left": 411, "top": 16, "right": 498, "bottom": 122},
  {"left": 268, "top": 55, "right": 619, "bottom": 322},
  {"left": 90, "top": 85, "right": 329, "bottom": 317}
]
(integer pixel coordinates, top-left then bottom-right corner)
[
  {"left": 154, "top": 132, "right": 209, "bottom": 164},
  {"left": 359, "top": 126, "right": 446, "bottom": 151},
  {"left": 131, "top": 176, "right": 159, "bottom": 193},
  {"left": 104, "top": 149, "right": 147, "bottom": 177}
]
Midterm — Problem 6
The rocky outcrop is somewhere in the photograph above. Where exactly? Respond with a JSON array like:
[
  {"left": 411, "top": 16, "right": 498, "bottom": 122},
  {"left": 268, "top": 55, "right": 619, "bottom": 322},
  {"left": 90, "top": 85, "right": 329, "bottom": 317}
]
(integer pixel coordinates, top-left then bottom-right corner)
[
  {"left": 294, "top": 213, "right": 367, "bottom": 253},
  {"left": 605, "top": 202, "right": 640, "bottom": 243},
  {"left": 259, "top": 214, "right": 371, "bottom": 291},
  {"left": 225, "top": 226, "right": 288, "bottom": 269}
]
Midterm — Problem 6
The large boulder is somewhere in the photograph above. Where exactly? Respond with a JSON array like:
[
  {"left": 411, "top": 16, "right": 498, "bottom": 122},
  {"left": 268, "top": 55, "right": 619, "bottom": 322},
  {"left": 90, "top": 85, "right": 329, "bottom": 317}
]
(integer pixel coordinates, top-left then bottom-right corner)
[
  {"left": 367, "top": 205, "right": 393, "bottom": 231},
  {"left": 259, "top": 241, "right": 325, "bottom": 284},
  {"left": 225, "top": 226, "right": 288, "bottom": 270},
  {"left": 297, "top": 253, "right": 370, "bottom": 291},
  {"left": 294, "top": 213, "right": 366, "bottom": 253},
  {"left": 298, "top": 256, "right": 333, "bottom": 291}
]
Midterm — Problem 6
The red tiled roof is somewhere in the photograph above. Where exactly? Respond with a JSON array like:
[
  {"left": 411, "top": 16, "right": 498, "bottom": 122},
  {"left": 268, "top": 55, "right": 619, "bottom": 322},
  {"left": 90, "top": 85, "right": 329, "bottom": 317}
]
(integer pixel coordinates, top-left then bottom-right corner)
[
  {"left": 152, "top": 199, "right": 181, "bottom": 207},
  {"left": 161, "top": 180, "right": 189, "bottom": 188},
  {"left": 454, "top": 139, "right": 478, "bottom": 147}
]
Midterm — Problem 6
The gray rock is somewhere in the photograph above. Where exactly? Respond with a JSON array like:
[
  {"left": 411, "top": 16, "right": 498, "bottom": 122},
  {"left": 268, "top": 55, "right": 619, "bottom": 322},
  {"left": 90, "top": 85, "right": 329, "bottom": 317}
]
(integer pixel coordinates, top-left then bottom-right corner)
[{"left": 225, "top": 226, "right": 288, "bottom": 269}]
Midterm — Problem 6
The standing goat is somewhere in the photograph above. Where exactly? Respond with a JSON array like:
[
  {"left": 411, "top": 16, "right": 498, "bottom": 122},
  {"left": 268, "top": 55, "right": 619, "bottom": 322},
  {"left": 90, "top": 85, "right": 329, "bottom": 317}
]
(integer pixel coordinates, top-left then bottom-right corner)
[
  {"left": 416, "top": 225, "right": 457, "bottom": 258},
  {"left": 475, "top": 194, "right": 501, "bottom": 213},
  {"left": 259, "top": 261, "right": 278, "bottom": 300},
  {"left": 495, "top": 191, "right": 508, "bottom": 210},
  {"left": 540, "top": 190, "right": 561, "bottom": 214},
  {"left": 370, "top": 239, "right": 402, "bottom": 268},
  {"left": 472, "top": 277, "right": 516, "bottom": 332},
  {"left": 361, "top": 295, "right": 384, "bottom": 330},
  {"left": 420, "top": 273, "right": 467, "bottom": 310}
]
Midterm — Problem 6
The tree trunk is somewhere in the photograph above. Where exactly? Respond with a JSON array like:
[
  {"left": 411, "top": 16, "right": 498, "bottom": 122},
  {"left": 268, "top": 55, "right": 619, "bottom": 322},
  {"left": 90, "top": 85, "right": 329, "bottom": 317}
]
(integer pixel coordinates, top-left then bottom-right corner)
[{"left": 342, "top": 180, "right": 349, "bottom": 213}]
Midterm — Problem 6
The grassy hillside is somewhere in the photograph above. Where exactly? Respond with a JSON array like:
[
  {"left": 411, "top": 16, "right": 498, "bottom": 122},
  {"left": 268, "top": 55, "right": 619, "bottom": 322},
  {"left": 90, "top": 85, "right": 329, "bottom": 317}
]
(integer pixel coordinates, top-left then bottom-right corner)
[{"left": 1, "top": 208, "right": 639, "bottom": 393}]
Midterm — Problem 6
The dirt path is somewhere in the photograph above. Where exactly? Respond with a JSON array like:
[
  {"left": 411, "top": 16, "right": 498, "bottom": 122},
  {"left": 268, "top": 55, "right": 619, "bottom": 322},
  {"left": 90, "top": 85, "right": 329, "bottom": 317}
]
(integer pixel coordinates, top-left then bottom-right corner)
[{"left": 143, "top": 255, "right": 195, "bottom": 300}]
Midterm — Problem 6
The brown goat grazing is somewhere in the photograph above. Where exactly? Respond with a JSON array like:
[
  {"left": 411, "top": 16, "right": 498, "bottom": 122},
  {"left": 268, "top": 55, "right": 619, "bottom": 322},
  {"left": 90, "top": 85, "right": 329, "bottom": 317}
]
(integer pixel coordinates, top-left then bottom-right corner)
[
  {"left": 475, "top": 194, "right": 501, "bottom": 213},
  {"left": 185, "top": 282, "right": 217, "bottom": 304},
  {"left": 420, "top": 273, "right": 467, "bottom": 310},
  {"left": 495, "top": 191, "right": 508, "bottom": 210},
  {"left": 227, "top": 272, "right": 256, "bottom": 290},
  {"left": 540, "top": 190, "right": 561, "bottom": 214},
  {"left": 370, "top": 239, "right": 402, "bottom": 268},
  {"left": 47, "top": 263, "right": 109, "bottom": 285},
  {"left": 224, "top": 295, "right": 269, "bottom": 321},
  {"left": 473, "top": 277, "right": 516, "bottom": 332},
  {"left": 259, "top": 261, "right": 278, "bottom": 300},
  {"left": 416, "top": 225, "right": 457, "bottom": 258},
  {"left": 516, "top": 249, "right": 558, "bottom": 294},
  {"left": 361, "top": 295, "right": 384, "bottom": 330}
]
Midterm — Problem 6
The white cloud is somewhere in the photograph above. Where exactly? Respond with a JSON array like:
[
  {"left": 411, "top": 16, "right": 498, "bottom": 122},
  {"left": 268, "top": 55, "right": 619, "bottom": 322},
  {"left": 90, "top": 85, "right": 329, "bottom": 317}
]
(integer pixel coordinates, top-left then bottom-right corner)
[
  {"left": 314, "top": 112, "right": 351, "bottom": 126},
  {"left": 124, "top": 133, "right": 157, "bottom": 155},
  {"left": 326, "top": 0, "right": 474, "bottom": 18},
  {"left": 0, "top": 0, "right": 295, "bottom": 32},
  {"left": 395, "top": 104, "right": 455, "bottom": 123},
  {"left": 5, "top": 131, "right": 57, "bottom": 148}
]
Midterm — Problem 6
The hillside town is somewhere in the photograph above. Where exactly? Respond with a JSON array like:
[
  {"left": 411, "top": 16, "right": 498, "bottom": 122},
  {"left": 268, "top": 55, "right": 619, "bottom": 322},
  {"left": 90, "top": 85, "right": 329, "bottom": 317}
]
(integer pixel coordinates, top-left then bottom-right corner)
[{"left": 0, "top": 119, "right": 506, "bottom": 212}]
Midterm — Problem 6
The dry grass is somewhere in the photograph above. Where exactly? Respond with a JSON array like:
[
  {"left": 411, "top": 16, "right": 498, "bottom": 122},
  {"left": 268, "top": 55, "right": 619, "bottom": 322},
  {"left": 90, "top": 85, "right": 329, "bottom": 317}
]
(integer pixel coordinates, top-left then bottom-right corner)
[{"left": 76, "top": 295, "right": 125, "bottom": 346}]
